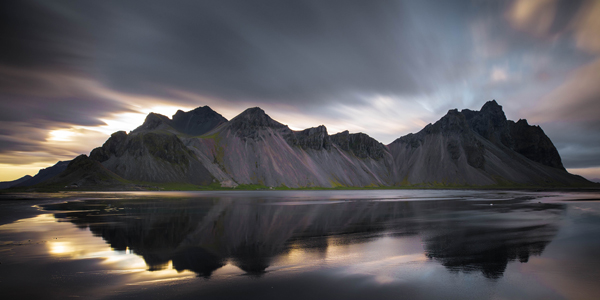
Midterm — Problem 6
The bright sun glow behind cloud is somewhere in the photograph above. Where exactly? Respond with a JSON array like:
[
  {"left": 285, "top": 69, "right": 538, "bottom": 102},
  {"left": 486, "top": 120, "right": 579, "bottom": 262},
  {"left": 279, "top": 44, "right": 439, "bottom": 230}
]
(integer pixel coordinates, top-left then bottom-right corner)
[
  {"left": 92, "top": 105, "right": 197, "bottom": 136},
  {"left": 47, "top": 129, "right": 76, "bottom": 142},
  {"left": 47, "top": 104, "right": 197, "bottom": 144}
]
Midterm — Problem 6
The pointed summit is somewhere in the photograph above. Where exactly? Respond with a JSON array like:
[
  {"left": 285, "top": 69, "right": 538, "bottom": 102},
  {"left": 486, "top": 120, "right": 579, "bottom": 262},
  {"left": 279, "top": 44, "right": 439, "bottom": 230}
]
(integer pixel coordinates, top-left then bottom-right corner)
[
  {"left": 458, "top": 100, "right": 564, "bottom": 170},
  {"left": 223, "top": 107, "right": 293, "bottom": 140},
  {"left": 480, "top": 99, "right": 502, "bottom": 111},
  {"left": 229, "top": 107, "right": 286, "bottom": 130},
  {"left": 171, "top": 105, "right": 227, "bottom": 136}
]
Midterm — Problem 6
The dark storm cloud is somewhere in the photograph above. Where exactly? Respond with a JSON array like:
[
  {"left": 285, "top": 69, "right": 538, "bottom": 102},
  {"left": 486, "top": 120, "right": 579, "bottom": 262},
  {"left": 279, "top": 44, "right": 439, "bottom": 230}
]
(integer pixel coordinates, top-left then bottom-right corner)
[
  {"left": 0, "top": 63, "right": 131, "bottom": 154},
  {"left": 1, "top": 0, "right": 600, "bottom": 176},
  {"left": 542, "top": 120, "right": 600, "bottom": 169},
  {"left": 0, "top": 0, "right": 91, "bottom": 71},
  {"left": 1, "top": 0, "right": 480, "bottom": 105},
  {"left": 0, "top": 92, "right": 129, "bottom": 155}
]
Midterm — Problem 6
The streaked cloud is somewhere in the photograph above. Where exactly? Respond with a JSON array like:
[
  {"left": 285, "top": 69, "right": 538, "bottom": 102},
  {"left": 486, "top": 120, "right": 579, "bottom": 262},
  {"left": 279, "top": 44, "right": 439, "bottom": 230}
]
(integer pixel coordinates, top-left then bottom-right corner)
[
  {"left": 508, "top": 0, "right": 557, "bottom": 37},
  {"left": 1, "top": 0, "right": 600, "bottom": 180}
]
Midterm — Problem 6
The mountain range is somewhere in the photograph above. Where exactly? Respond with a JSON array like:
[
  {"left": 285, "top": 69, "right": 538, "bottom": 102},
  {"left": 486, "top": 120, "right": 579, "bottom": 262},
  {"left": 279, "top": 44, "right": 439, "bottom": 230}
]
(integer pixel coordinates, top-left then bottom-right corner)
[{"left": 8, "top": 100, "right": 594, "bottom": 190}]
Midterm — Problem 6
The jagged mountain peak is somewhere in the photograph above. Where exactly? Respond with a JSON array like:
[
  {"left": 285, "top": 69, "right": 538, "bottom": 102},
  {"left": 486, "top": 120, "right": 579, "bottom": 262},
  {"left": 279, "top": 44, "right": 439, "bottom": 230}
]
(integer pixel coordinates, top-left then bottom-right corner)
[
  {"left": 171, "top": 105, "right": 227, "bottom": 136},
  {"left": 173, "top": 105, "right": 220, "bottom": 118},
  {"left": 461, "top": 100, "right": 510, "bottom": 147},
  {"left": 480, "top": 99, "right": 502, "bottom": 112},
  {"left": 27, "top": 99, "right": 589, "bottom": 190},
  {"left": 427, "top": 109, "right": 471, "bottom": 134},
  {"left": 515, "top": 119, "right": 529, "bottom": 126},
  {"left": 463, "top": 100, "right": 506, "bottom": 120},
  {"left": 237, "top": 107, "right": 268, "bottom": 118}
]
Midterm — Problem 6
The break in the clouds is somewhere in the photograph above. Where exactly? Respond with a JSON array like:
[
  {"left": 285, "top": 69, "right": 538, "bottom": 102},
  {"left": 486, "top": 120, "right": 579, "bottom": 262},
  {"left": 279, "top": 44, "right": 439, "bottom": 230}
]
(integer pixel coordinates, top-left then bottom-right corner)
[{"left": 1, "top": 0, "right": 600, "bottom": 180}]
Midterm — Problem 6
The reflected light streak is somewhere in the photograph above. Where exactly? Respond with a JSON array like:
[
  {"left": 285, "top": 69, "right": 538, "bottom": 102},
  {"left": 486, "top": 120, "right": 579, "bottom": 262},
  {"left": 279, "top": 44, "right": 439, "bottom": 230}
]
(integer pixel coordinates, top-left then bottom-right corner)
[
  {"left": 0, "top": 213, "right": 196, "bottom": 284},
  {"left": 48, "top": 241, "right": 73, "bottom": 255}
]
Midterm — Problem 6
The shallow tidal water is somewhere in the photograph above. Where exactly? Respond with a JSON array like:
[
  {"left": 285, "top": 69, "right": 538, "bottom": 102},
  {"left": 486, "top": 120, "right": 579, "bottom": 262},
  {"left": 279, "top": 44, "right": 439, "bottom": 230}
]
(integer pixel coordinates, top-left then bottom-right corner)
[{"left": 1, "top": 190, "right": 600, "bottom": 300}]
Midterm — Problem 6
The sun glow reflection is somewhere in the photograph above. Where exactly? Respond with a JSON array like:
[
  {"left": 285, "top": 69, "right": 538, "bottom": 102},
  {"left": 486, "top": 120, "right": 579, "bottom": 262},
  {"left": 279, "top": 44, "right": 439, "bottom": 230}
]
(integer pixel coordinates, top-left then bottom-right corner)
[
  {"left": 0, "top": 213, "right": 196, "bottom": 285},
  {"left": 49, "top": 241, "right": 73, "bottom": 254}
]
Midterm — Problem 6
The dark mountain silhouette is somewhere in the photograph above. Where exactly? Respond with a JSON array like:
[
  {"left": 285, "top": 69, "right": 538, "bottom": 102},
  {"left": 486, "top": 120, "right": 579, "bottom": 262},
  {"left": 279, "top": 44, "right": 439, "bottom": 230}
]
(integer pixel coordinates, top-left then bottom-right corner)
[
  {"left": 171, "top": 106, "right": 227, "bottom": 136},
  {"left": 0, "top": 175, "right": 32, "bottom": 189},
  {"left": 25, "top": 100, "right": 594, "bottom": 189},
  {"left": 42, "top": 155, "right": 127, "bottom": 188},
  {"left": 388, "top": 101, "right": 589, "bottom": 186},
  {"left": 461, "top": 100, "right": 564, "bottom": 169},
  {"left": 12, "top": 160, "right": 71, "bottom": 187}
]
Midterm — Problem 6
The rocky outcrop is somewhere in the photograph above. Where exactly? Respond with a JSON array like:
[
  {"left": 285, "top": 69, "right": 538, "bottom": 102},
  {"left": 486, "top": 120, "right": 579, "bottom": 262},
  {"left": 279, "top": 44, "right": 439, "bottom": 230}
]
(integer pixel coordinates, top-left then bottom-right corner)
[
  {"left": 508, "top": 119, "right": 564, "bottom": 169},
  {"left": 290, "top": 125, "right": 331, "bottom": 150},
  {"left": 330, "top": 131, "right": 388, "bottom": 160},
  {"left": 462, "top": 100, "right": 512, "bottom": 147},
  {"left": 89, "top": 131, "right": 128, "bottom": 162},
  {"left": 133, "top": 113, "right": 173, "bottom": 132}
]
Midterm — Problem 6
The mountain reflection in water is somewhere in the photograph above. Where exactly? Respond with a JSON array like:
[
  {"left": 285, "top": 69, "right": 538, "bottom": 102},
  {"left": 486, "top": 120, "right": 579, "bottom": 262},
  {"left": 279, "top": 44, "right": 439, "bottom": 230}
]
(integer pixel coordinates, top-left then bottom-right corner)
[{"left": 42, "top": 194, "right": 564, "bottom": 279}]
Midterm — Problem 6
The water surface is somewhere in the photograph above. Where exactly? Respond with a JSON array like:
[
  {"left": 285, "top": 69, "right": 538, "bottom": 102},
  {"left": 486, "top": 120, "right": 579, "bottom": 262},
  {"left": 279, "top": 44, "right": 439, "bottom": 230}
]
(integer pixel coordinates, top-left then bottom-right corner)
[{"left": 1, "top": 190, "right": 600, "bottom": 299}]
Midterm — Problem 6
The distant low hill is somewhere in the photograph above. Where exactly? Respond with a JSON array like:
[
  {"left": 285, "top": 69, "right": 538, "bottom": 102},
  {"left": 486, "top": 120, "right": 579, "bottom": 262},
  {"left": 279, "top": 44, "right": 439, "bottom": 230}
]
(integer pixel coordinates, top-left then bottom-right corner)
[
  {"left": 0, "top": 175, "right": 32, "bottom": 189},
  {"left": 22, "top": 100, "right": 596, "bottom": 189},
  {"left": 14, "top": 161, "right": 71, "bottom": 187}
]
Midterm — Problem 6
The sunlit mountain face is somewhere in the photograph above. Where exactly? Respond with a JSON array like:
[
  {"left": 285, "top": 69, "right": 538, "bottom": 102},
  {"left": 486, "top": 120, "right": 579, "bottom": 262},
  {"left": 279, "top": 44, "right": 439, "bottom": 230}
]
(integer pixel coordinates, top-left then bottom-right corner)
[{"left": 1, "top": 0, "right": 600, "bottom": 181}]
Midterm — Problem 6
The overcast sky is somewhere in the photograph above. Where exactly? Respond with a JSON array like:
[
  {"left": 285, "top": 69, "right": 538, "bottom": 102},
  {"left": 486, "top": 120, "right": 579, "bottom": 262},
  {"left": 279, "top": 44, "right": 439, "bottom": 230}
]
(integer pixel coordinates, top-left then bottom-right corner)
[{"left": 1, "top": 0, "right": 599, "bottom": 181}]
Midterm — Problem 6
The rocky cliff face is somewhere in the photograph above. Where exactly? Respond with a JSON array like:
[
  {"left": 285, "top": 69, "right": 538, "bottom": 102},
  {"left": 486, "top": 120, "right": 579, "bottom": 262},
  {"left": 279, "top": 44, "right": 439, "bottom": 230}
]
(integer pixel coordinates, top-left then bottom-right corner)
[
  {"left": 330, "top": 131, "right": 388, "bottom": 160},
  {"left": 89, "top": 114, "right": 214, "bottom": 185},
  {"left": 289, "top": 125, "right": 331, "bottom": 151},
  {"left": 461, "top": 100, "right": 564, "bottom": 170},
  {"left": 508, "top": 119, "right": 564, "bottom": 169},
  {"left": 389, "top": 101, "right": 586, "bottom": 186}
]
